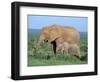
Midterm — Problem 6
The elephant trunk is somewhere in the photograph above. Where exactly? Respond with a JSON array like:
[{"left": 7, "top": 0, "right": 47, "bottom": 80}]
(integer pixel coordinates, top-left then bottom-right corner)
[{"left": 35, "top": 35, "right": 45, "bottom": 49}]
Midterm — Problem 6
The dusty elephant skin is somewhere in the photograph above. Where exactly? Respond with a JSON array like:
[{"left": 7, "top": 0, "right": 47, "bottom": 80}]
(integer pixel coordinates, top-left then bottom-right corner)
[{"left": 36, "top": 24, "right": 80, "bottom": 58}]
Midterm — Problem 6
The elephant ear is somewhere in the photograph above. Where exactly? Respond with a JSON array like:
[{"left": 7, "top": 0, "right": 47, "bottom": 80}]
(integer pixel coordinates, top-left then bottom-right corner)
[{"left": 49, "top": 29, "right": 61, "bottom": 42}]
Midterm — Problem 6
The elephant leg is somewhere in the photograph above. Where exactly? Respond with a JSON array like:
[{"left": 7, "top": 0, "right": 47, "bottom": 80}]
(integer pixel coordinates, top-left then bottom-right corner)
[
  {"left": 60, "top": 48, "right": 64, "bottom": 54},
  {"left": 56, "top": 47, "right": 60, "bottom": 53},
  {"left": 64, "top": 49, "right": 68, "bottom": 55},
  {"left": 76, "top": 46, "right": 80, "bottom": 58},
  {"left": 73, "top": 46, "right": 80, "bottom": 59},
  {"left": 68, "top": 44, "right": 80, "bottom": 59}
]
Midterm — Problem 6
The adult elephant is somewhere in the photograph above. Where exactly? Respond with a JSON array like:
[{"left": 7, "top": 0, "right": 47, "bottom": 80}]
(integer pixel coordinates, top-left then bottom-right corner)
[{"left": 36, "top": 24, "right": 80, "bottom": 57}]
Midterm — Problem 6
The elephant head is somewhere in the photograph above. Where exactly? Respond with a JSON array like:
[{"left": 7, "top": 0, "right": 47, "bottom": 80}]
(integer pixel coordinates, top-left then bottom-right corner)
[
  {"left": 36, "top": 25, "right": 61, "bottom": 46},
  {"left": 36, "top": 26, "right": 51, "bottom": 48}
]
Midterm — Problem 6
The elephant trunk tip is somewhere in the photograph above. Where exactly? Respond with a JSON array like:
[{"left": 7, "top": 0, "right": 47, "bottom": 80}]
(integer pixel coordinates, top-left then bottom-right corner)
[{"left": 35, "top": 43, "right": 40, "bottom": 49}]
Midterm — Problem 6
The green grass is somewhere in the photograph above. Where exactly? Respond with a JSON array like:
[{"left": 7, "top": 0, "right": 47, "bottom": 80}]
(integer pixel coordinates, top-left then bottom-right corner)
[{"left": 28, "top": 33, "right": 88, "bottom": 66}]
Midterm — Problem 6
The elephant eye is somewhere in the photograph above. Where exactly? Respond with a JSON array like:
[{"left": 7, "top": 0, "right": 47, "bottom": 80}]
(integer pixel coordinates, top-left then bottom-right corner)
[{"left": 44, "top": 40, "right": 48, "bottom": 42}]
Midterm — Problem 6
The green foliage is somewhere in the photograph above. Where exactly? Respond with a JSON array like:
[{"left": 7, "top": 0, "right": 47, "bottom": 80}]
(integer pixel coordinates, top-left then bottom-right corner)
[{"left": 28, "top": 33, "right": 88, "bottom": 66}]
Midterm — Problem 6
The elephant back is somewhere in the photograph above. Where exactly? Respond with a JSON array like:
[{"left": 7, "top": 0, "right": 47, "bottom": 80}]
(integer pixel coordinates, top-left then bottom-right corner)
[{"left": 62, "top": 27, "right": 80, "bottom": 45}]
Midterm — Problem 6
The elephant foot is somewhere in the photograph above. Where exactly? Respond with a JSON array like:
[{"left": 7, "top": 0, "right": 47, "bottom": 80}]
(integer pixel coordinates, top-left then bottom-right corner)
[{"left": 74, "top": 54, "right": 81, "bottom": 60}]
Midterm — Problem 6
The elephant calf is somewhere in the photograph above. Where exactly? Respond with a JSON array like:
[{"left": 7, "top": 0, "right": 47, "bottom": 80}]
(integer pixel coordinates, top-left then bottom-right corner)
[
  {"left": 55, "top": 37, "right": 69, "bottom": 54},
  {"left": 55, "top": 37, "right": 80, "bottom": 58}
]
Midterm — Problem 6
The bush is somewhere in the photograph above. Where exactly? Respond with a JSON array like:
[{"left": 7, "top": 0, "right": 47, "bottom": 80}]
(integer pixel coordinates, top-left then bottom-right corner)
[{"left": 28, "top": 34, "right": 88, "bottom": 66}]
